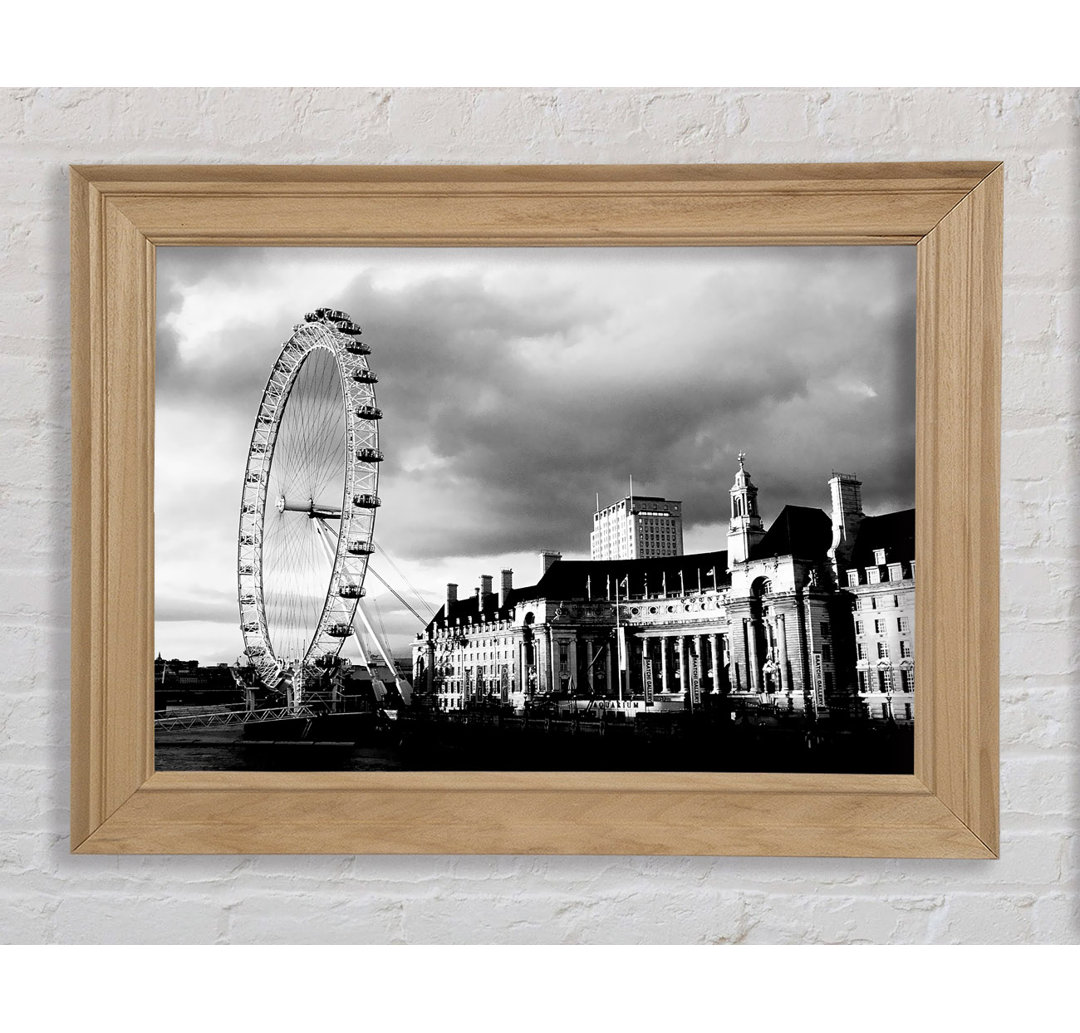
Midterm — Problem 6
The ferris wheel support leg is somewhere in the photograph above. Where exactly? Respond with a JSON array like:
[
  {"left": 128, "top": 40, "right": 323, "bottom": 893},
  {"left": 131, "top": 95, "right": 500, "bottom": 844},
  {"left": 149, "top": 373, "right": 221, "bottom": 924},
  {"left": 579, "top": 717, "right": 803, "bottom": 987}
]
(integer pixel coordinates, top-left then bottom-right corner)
[
  {"left": 354, "top": 601, "right": 413, "bottom": 706},
  {"left": 351, "top": 628, "right": 387, "bottom": 703},
  {"left": 313, "top": 517, "right": 385, "bottom": 704}
]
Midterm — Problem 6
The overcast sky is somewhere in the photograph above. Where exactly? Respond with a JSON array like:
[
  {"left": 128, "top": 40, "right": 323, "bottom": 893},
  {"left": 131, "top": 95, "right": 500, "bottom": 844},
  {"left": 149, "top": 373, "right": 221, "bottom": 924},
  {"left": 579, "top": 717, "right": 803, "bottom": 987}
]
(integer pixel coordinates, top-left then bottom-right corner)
[{"left": 155, "top": 245, "right": 916, "bottom": 663}]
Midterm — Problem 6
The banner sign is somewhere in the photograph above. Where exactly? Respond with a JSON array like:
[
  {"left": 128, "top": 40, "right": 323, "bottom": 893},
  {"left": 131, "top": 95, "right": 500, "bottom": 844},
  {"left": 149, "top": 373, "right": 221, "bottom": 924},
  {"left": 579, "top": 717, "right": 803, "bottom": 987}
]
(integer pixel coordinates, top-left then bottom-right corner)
[
  {"left": 501, "top": 665, "right": 510, "bottom": 702},
  {"left": 617, "top": 627, "right": 628, "bottom": 671},
  {"left": 813, "top": 652, "right": 825, "bottom": 706},
  {"left": 690, "top": 654, "right": 702, "bottom": 704},
  {"left": 643, "top": 657, "right": 655, "bottom": 705}
]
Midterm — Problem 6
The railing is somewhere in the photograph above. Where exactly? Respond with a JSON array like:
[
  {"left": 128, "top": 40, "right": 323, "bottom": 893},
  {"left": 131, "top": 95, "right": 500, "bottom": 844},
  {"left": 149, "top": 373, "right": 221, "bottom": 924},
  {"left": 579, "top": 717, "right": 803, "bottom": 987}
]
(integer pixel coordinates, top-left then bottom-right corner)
[{"left": 154, "top": 705, "right": 316, "bottom": 731}]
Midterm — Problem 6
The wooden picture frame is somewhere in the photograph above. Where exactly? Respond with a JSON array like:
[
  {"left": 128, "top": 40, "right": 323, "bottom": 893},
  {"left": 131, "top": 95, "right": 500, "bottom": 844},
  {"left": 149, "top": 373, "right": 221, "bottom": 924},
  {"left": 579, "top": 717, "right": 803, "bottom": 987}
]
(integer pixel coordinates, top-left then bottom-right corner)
[{"left": 70, "top": 163, "right": 1001, "bottom": 856}]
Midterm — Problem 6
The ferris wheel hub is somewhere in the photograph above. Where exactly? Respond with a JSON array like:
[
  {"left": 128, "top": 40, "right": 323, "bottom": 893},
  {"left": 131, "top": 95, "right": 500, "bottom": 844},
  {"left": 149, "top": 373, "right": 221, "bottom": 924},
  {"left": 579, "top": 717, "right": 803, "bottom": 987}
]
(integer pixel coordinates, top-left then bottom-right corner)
[{"left": 275, "top": 494, "right": 343, "bottom": 520}]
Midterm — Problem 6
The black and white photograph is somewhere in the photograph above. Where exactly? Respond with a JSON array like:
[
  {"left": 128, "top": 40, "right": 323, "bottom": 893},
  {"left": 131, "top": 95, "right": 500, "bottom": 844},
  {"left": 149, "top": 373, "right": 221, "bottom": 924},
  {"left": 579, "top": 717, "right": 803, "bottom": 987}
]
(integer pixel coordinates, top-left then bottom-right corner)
[{"left": 154, "top": 245, "right": 916, "bottom": 773}]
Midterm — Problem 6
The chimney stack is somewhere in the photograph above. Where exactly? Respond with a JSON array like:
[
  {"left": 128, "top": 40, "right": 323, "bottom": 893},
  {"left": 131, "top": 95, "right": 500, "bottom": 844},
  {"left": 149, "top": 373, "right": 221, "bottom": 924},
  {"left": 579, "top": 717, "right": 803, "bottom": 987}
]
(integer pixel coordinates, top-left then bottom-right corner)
[
  {"left": 828, "top": 472, "right": 864, "bottom": 576},
  {"left": 540, "top": 550, "right": 562, "bottom": 575},
  {"left": 478, "top": 574, "right": 493, "bottom": 611},
  {"left": 499, "top": 569, "right": 513, "bottom": 608},
  {"left": 445, "top": 583, "right": 458, "bottom": 617}
]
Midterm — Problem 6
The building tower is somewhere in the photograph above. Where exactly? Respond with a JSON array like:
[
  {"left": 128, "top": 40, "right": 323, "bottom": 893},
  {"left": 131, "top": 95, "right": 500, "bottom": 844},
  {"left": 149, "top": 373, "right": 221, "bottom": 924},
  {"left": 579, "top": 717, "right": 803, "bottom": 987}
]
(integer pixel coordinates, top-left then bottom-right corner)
[
  {"left": 590, "top": 493, "right": 684, "bottom": 560},
  {"left": 727, "top": 452, "right": 766, "bottom": 566},
  {"left": 827, "top": 472, "right": 864, "bottom": 577}
]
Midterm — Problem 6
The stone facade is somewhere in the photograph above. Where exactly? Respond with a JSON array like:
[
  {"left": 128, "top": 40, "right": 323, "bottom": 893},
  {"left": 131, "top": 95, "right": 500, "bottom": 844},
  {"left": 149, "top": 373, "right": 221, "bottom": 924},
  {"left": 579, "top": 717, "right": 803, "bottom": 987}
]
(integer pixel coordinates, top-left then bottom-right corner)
[
  {"left": 414, "top": 459, "right": 911, "bottom": 723},
  {"left": 846, "top": 515, "right": 916, "bottom": 723}
]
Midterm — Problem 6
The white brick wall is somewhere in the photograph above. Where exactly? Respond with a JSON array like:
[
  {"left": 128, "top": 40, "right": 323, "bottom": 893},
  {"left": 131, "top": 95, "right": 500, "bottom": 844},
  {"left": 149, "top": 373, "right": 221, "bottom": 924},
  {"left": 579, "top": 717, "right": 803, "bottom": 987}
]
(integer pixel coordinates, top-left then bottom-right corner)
[{"left": 0, "top": 87, "right": 1075, "bottom": 944}]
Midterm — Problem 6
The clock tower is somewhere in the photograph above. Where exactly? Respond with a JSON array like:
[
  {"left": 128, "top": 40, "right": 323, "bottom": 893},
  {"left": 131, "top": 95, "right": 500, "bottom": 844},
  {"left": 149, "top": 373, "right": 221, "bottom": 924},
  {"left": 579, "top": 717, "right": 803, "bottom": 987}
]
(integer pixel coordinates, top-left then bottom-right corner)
[{"left": 727, "top": 452, "right": 766, "bottom": 567}]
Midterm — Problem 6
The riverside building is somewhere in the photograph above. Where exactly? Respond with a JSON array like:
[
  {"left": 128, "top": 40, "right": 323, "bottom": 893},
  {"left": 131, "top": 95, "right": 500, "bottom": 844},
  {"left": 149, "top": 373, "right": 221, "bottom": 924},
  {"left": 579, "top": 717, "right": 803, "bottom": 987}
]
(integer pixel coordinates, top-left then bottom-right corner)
[{"left": 413, "top": 457, "right": 914, "bottom": 725}]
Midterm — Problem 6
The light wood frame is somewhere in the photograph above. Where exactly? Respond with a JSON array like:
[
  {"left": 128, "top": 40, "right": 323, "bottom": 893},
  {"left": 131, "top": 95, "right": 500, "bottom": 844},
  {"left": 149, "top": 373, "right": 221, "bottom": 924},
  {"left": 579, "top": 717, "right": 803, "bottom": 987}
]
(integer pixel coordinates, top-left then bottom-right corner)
[{"left": 70, "top": 163, "right": 1001, "bottom": 857}]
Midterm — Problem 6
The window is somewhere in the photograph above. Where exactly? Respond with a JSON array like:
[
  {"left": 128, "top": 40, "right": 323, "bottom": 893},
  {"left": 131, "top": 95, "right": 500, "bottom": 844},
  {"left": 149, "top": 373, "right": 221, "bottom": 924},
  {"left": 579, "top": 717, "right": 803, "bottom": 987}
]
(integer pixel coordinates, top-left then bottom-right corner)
[
  {"left": 877, "top": 641, "right": 888, "bottom": 659},
  {"left": 898, "top": 616, "right": 910, "bottom": 634},
  {"left": 873, "top": 548, "right": 886, "bottom": 565},
  {"left": 900, "top": 640, "right": 912, "bottom": 658},
  {"left": 900, "top": 668, "right": 912, "bottom": 692},
  {"left": 858, "top": 671, "right": 869, "bottom": 693},
  {"left": 874, "top": 618, "right": 886, "bottom": 634},
  {"left": 879, "top": 667, "right": 893, "bottom": 692},
  {"left": 847, "top": 570, "right": 859, "bottom": 588},
  {"left": 888, "top": 564, "right": 903, "bottom": 582},
  {"left": 867, "top": 567, "right": 881, "bottom": 585},
  {"left": 857, "top": 643, "right": 867, "bottom": 660},
  {"left": 820, "top": 621, "right": 831, "bottom": 638},
  {"left": 822, "top": 644, "right": 832, "bottom": 662}
]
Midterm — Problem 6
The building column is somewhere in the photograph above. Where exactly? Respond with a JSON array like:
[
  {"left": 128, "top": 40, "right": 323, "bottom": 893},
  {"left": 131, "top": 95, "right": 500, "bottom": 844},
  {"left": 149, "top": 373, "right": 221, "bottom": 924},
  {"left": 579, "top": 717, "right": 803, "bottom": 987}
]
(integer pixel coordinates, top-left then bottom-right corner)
[
  {"left": 584, "top": 638, "right": 595, "bottom": 694},
  {"left": 604, "top": 640, "right": 614, "bottom": 698},
  {"left": 746, "top": 617, "right": 760, "bottom": 692},
  {"left": 709, "top": 634, "right": 720, "bottom": 692},
  {"left": 660, "top": 635, "right": 670, "bottom": 692},
  {"left": 568, "top": 637, "right": 579, "bottom": 695},
  {"left": 677, "top": 635, "right": 689, "bottom": 703},
  {"left": 777, "top": 613, "right": 789, "bottom": 693},
  {"left": 537, "top": 627, "right": 551, "bottom": 694},
  {"left": 515, "top": 637, "right": 525, "bottom": 697},
  {"left": 551, "top": 633, "right": 561, "bottom": 693},
  {"left": 739, "top": 619, "right": 749, "bottom": 691},
  {"left": 619, "top": 633, "right": 630, "bottom": 701}
]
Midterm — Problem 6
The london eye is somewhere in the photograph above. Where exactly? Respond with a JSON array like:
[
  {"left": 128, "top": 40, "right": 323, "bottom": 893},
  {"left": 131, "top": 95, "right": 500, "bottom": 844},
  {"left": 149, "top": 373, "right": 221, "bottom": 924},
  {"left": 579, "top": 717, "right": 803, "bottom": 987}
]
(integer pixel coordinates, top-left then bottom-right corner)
[{"left": 236, "top": 308, "right": 395, "bottom": 707}]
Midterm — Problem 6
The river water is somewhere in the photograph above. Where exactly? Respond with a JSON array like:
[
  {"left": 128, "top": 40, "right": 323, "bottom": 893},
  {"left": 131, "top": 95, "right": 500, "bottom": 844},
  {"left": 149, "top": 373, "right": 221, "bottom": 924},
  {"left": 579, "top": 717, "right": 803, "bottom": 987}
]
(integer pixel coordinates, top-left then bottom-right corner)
[{"left": 155, "top": 740, "right": 405, "bottom": 772}]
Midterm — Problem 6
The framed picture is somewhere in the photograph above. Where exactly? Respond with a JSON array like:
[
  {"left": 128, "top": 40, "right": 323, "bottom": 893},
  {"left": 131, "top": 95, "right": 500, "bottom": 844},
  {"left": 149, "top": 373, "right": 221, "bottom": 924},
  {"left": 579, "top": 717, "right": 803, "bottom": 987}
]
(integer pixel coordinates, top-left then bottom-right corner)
[{"left": 70, "top": 163, "right": 1000, "bottom": 856}]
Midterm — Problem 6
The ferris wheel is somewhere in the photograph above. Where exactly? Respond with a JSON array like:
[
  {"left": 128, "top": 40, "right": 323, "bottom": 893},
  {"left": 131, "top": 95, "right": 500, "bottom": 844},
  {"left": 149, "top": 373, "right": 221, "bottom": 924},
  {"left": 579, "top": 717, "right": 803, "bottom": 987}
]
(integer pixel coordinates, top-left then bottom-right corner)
[{"left": 236, "top": 308, "right": 385, "bottom": 701}]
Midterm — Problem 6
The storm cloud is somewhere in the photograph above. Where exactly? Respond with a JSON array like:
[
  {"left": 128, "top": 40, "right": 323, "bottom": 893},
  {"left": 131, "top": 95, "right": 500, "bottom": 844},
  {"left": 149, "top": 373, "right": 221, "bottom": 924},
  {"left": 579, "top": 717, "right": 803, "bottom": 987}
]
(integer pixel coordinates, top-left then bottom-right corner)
[{"left": 155, "top": 246, "right": 915, "bottom": 661}]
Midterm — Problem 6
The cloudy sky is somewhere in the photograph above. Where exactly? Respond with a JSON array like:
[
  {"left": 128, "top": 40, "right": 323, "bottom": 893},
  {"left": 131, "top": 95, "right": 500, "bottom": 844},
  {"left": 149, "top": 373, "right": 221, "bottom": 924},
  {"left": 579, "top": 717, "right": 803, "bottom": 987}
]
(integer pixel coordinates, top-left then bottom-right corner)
[{"left": 155, "top": 245, "right": 916, "bottom": 663}]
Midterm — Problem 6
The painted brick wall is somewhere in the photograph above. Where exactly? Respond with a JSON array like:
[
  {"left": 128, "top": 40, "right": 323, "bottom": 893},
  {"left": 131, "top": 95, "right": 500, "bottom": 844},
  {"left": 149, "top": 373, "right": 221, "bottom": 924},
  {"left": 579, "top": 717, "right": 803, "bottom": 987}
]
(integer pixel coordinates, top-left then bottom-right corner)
[{"left": 0, "top": 87, "right": 1076, "bottom": 944}]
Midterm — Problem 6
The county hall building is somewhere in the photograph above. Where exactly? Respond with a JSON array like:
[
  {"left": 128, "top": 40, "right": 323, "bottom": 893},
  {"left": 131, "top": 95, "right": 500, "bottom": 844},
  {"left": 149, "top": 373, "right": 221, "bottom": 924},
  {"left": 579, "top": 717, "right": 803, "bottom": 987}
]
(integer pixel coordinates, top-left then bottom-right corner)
[{"left": 412, "top": 457, "right": 915, "bottom": 723}]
